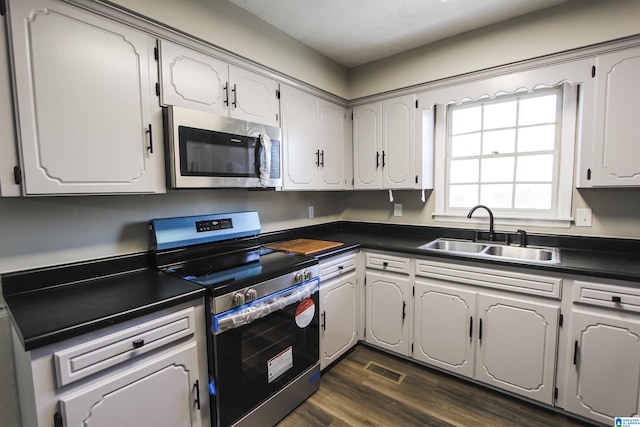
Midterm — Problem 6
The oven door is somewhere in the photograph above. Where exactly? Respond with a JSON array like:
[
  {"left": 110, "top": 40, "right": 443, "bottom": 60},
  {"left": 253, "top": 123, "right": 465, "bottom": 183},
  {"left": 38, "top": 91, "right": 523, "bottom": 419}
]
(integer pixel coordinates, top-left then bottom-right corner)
[{"left": 211, "top": 279, "right": 320, "bottom": 427}]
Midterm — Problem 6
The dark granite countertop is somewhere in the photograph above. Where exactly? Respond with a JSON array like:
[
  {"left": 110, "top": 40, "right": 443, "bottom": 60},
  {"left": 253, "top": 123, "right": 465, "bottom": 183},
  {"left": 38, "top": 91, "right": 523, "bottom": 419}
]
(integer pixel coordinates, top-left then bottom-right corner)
[{"left": 4, "top": 220, "right": 639, "bottom": 352}]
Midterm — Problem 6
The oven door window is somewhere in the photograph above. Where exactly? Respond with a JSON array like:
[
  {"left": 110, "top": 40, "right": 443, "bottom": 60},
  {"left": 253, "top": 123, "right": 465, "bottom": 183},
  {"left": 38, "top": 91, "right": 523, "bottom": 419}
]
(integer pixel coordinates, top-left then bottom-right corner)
[
  {"left": 179, "top": 126, "right": 258, "bottom": 177},
  {"left": 213, "top": 290, "right": 319, "bottom": 427}
]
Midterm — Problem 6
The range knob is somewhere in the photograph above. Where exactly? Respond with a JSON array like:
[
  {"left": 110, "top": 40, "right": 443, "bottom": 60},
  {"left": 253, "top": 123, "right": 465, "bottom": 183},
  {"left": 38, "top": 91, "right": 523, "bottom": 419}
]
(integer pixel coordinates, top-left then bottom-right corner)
[
  {"left": 304, "top": 270, "right": 313, "bottom": 281},
  {"left": 294, "top": 272, "right": 303, "bottom": 284},
  {"left": 232, "top": 292, "right": 245, "bottom": 306},
  {"left": 245, "top": 288, "right": 258, "bottom": 303}
]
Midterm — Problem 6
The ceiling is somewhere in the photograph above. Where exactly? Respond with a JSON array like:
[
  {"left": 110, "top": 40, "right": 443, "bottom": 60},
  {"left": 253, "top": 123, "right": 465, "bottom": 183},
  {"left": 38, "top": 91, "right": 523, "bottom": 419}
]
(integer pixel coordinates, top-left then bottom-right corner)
[{"left": 229, "top": 0, "right": 572, "bottom": 68}]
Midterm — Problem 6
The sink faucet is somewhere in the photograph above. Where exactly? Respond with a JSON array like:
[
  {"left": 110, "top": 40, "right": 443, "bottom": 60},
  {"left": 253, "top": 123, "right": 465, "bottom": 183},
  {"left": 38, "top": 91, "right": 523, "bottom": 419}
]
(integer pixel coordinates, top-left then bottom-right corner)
[{"left": 467, "top": 205, "right": 495, "bottom": 241}]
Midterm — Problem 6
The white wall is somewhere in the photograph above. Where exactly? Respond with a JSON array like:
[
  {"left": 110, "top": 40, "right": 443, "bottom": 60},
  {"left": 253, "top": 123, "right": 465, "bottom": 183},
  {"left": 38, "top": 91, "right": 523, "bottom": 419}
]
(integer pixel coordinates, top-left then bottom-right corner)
[{"left": 348, "top": 0, "right": 640, "bottom": 99}]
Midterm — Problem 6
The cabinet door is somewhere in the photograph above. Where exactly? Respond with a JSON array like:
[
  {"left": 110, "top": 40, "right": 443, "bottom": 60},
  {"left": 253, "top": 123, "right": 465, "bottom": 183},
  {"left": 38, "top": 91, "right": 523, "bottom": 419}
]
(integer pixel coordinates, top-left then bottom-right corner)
[
  {"left": 365, "top": 271, "right": 411, "bottom": 356},
  {"left": 229, "top": 65, "right": 280, "bottom": 127},
  {"left": 320, "top": 271, "right": 358, "bottom": 370},
  {"left": 281, "top": 85, "right": 318, "bottom": 190},
  {"left": 353, "top": 102, "right": 382, "bottom": 189},
  {"left": 382, "top": 94, "right": 416, "bottom": 189},
  {"left": 159, "top": 39, "right": 228, "bottom": 116},
  {"left": 318, "top": 99, "right": 348, "bottom": 190},
  {"left": 8, "top": 0, "right": 163, "bottom": 194},
  {"left": 413, "top": 280, "right": 476, "bottom": 378},
  {"left": 588, "top": 47, "right": 640, "bottom": 186},
  {"left": 565, "top": 309, "right": 640, "bottom": 424},
  {"left": 475, "top": 294, "right": 559, "bottom": 404},
  {"left": 60, "top": 342, "right": 201, "bottom": 427}
]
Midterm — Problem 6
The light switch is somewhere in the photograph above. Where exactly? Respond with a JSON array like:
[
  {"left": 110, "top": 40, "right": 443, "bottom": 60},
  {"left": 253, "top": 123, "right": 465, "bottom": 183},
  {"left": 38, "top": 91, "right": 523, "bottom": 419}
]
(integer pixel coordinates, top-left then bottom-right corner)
[
  {"left": 394, "top": 203, "right": 402, "bottom": 217},
  {"left": 308, "top": 205, "right": 314, "bottom": 218},
  {"left": 576, "top": 208, "right": 592, "bottom": 227}
]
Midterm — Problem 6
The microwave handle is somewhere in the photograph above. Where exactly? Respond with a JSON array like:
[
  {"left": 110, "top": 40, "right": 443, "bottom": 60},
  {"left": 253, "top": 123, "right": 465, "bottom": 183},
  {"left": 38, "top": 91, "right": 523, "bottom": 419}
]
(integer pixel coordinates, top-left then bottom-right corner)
[{"left": 255, "top": 140, "right": 263, "bottom": 176}]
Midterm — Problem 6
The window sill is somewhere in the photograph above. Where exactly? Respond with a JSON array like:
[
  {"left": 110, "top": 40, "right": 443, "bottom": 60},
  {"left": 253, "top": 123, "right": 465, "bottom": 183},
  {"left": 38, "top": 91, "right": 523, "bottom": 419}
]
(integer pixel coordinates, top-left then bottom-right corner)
[{"left": 433, "top": 212, "right": 573, "bottom": 229}]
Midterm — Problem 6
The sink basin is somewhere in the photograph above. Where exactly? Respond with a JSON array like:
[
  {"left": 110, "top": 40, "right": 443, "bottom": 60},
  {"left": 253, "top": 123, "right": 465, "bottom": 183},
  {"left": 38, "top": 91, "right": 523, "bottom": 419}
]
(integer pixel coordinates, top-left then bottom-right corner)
[
  {"left": 418, "top": 239, "right": 487, "bottom": 253},
  {"left": 417, "top": 238, "right": 560, "bottom": 263},
  {"left": 484, "top": 245, "right": 558, "bottom": 262}
]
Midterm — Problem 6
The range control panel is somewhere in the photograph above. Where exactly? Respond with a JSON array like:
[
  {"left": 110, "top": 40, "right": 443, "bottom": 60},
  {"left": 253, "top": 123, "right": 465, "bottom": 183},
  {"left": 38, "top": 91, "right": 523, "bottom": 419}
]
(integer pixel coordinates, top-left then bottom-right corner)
[{"left": 195, "top": 218, "right": 233, "bottom": 233}]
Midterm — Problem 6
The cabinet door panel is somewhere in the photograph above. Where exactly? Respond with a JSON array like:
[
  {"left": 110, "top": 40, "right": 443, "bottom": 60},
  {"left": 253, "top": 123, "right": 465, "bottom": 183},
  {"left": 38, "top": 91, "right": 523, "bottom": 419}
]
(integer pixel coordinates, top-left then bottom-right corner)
[
  {"left": 318, "top": 99, "right": 347, "bottom": 189},
  {"left": 159, "top": 39, "right": 228, "bottom": 116},
  {"left": 61, "top": 342, "right": 199, "bottom": 427},
  {"left": 281, "top": 86, "right": 318, "bottom": 189},
  {"left": 475, "top": 294, "right": 558, "bottom": 404},
  {"left": 320, "top": 272, "right": 358, "bottom": 370},
  {"left": 413, "top": 280, "right": 476, "bottom": 377},
  {"left": 365, "top": 271, "right": 410, "bottom": 356},
  {"left": 9, "top": 0, "right": 160, "bottom": 194},
  {"left": 353, "top": 103, "right": 382, "bottom": 189},
  {"left": 567, "top": 310, "right": 640, "bottom": 424},
  {"left": 229, "top": 65, "right": 279, "bottom": 127},
  {"left": 383, "top": 95, "right": 415, "bottom": 189}
]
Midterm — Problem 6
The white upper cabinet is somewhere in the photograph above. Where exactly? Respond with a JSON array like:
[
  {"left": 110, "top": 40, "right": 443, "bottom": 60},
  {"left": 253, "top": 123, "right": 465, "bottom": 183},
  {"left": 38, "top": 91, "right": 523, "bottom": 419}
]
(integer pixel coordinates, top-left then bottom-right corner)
[
  {"left": 7, "top": 0, "right": 165, "bottom": 195},
  {"left": 159, "top": 40, "right": 280, "bottom": 127},
  {"left": 353, "top": 94, "right": 432, "bottom": 190},
  {"left": 281, "top": 85, "right": 351, "bottom": 190},
  {"left": 578, "top": 46, "right": 640, "bottom": 187}
]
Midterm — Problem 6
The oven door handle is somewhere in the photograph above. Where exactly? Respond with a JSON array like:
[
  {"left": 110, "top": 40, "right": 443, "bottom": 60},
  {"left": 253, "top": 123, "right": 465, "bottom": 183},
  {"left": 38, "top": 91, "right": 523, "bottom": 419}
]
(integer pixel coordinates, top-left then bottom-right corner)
[{"left": 213, "top": 278, "right": 319, "bottom": 334}]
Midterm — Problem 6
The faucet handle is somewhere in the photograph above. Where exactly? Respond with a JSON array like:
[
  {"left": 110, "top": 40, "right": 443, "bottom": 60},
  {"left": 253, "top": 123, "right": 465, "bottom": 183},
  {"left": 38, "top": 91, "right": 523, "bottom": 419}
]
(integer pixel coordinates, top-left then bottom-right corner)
[{"left": 516, "top": 229, "right": 527, "bottom": 247}]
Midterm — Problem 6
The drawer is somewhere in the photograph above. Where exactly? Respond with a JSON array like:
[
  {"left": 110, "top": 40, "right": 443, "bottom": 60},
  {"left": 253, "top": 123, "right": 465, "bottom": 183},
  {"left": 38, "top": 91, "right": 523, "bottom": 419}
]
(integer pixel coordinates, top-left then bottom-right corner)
[
  {"left": 574, "top": 280, "right": 640, "bottom": 312},
  {"left": 415, "top": 259, "right": 562, "bottom": 299},
  {"left": 54, "top": 307, "right": 196, "bottom": 387},
  {"left": 365, "top": 252, "right": 410, "bottom": 275},
  {"left": 319, "top": 252, "right": 357, "bottom": 281}
]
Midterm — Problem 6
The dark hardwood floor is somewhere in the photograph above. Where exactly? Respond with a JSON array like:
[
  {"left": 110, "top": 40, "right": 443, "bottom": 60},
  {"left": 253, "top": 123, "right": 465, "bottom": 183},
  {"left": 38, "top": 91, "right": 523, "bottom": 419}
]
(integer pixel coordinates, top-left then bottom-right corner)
[{"left": 278, "top": 345, "right": 592, "bottom": 427}]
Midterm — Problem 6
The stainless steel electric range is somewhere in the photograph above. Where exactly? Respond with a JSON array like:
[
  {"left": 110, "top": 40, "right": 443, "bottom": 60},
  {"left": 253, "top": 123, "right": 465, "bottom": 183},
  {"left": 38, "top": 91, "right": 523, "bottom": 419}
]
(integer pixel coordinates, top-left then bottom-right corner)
[{"left": 150, "top": 211, "right": 320, "bottom": 427}]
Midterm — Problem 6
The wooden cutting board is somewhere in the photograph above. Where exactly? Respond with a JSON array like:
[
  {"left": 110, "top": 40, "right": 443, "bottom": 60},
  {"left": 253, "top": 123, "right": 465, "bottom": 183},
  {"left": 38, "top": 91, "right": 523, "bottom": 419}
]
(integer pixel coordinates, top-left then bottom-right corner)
[{"left": 264, "top": 238, "right": 343, "bottom": 255}]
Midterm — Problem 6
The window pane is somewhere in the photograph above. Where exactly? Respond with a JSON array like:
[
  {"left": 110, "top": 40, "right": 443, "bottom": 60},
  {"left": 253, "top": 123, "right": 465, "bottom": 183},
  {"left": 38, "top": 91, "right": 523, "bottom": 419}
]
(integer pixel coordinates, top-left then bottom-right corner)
[
  {"left": 450, "top": 159, "right": 479, "bottom": 183},
  {"left": 480, "top": 184, "right": 513, "bottom": 208},
  {"left": 451, "top": 133, "right": 481, "bottom": 157},
  {"left": 451, "top": 106, "right": 481, "bottom": 134},
  {"left": 516, "top": 154, "right": 553, "bottom": 182},
  {"left": 483, "top": 101, "right": 516, "bottom": 129},
  {"left": 515, "top": 184, "right": 552, "bottom": 209},
  {"left": 450, "top": 184, "right": 478, "bottom": 207},
  {"left": 518, "top": 124, "right": 555, "bottom": 152},
  {"left": 519, "top": 95, "right": 556, "bottom": 125},
  {"left": 481, "top": 157, "right": 514, "bottom": 182},
  {"left": 483, "top": 129, "right": 515, "bottom": 155}
]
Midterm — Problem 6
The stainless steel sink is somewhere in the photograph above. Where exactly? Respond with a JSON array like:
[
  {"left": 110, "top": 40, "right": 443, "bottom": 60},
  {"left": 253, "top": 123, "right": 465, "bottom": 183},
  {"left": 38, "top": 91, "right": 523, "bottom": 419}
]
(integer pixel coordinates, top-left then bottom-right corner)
[
  {"left": 417, "top": 238, "right": 560, "bottom": 263},
  {"left": 484, "top": 245, "right": 558, "bottom": 262},
  {"left": 418, "top": 239, "right": 487, "bottom": 253}
]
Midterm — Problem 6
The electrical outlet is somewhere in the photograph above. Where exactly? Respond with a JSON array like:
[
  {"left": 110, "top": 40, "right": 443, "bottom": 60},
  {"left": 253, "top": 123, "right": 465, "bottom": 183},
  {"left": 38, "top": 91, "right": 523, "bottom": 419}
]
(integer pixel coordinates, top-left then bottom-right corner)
[
  {"left": 576, "top": 208, "right": 592, "bottom": 227},
  {"left": 308, "top": 205, "right": 314, "bottom": 219},
  {"left": 393, "top": 203, "right": 402, "bottom": 217}
]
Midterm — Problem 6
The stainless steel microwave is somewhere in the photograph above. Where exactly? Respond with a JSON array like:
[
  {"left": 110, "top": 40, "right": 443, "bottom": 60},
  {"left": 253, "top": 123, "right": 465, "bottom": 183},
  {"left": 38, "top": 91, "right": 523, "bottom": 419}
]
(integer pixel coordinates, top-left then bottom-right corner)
[{"left": 165, "top": 105, "right": 282, "bottom": 189}]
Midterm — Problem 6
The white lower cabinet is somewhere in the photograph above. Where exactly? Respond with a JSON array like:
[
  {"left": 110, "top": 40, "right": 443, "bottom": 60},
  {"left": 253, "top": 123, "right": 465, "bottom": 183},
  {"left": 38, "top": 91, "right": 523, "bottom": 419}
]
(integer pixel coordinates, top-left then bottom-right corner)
[
  {"left": 413, "top": 259, "right": 561, "bottom": 405},
  {"left": 365, "top": 252, "right": 412, "bottom": 356},
  {"left": 319, "top": 252, "right": 359, "bottom": 370},
  {"left": 563, "top": 280, "right": 640, "bottom": 424},
  {"left": 12, "top": 301, "right": 209, "bottom": 427}
]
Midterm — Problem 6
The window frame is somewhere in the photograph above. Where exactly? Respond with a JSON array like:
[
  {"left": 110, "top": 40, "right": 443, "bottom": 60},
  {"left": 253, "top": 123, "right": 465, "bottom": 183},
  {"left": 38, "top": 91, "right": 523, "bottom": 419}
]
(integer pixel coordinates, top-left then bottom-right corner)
[{"left": 433, "top": 83, "right": 578, "bottom": 228}]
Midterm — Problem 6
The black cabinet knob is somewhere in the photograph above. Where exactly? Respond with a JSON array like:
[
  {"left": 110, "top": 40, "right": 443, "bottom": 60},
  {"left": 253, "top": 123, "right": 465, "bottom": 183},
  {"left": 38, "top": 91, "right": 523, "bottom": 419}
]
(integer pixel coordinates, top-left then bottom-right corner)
[{"left": 133, "top": 339, "right": 145, "bottom": 349}]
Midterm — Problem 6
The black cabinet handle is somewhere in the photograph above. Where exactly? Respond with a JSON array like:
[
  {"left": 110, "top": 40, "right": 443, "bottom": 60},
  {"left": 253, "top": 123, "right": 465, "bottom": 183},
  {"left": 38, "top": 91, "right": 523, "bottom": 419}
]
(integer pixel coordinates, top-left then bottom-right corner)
[
  {"left": 382, "top": 261, "right": 388, "bottom": 268},
  {"left": 612, "top": 296, "right": 622, "bottom": 303},
  {"left": 321, "top": 311, "right": 326, "bottom": 331},
  {"left": 223, "top": 83, "right": 229, "bottom": 106},
  {"left": 469, "top": 316, "right": 473, "bottom": 339},
  {"left": 573, "top": 340, "right": 579, "bottom": 365},
  {"left": 338, "top": 265, "right": 344, "bottom": 270},
  {"left": 316, "top": 150, "right": 320, "bottom": 166},
  {"left": 376, "top": 152, "right": 380, "bottom": 168},
  {"left": 320, "top": 150, "right": 325, "bottom": 167},
  {"left": 479, "top": 319, "right": 483, "bottom": 341},
  {"left": 382, "top": 151, "right": 386, "bottom": 167},
  {"left": 402, "top": 301, "right": 406, "bottom": 321},
  {"left": 194, "top": 380, "right": 201, "bottom": 410},
  {"left": 132, "top": 339, "right": 145, "bottom": 349},
  {"left": 146, "top": 124, "right": 153, "bottom": 153},
  {"left": 232, "top": 84, "right": 237, "bottom": 108},
  {"left": 54, "top": 412, "right": 63, "bottom": 427}
]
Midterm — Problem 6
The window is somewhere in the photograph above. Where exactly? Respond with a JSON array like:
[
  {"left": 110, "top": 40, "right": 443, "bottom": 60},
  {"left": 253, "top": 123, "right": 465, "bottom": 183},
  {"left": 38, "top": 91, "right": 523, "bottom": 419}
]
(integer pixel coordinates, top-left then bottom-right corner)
[{"left": 435, "top": 84, "right": 578, "bottom": 228}]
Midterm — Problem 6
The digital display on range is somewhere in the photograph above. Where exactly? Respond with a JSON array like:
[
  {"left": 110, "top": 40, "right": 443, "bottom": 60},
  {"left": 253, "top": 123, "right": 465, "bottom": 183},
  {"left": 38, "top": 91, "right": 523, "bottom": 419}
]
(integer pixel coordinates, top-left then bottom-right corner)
[{"left": 195, "top": 218, "right": 233, "bottom": 233}]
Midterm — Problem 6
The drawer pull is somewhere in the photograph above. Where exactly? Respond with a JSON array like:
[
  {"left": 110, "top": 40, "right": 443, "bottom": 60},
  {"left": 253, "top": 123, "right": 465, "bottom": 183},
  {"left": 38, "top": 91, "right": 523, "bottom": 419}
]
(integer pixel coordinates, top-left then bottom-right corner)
[
  {"left": 469, "top": 316, "right": 473, "bottom": 339},
  {"left": 382, "top": 261, "right": 388, "bottom": 268},
  {"left": 612, "top": 296, "right": 622, "bottom": 303},
  {"left": 132, "top": 339, "right": 145, "bottom": 349},
  {"left": 338, "top": 265, "right": 344, "bottom": 270},
  {"left": 573, "top": 340, "right": 579, "bottom": 365}
]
